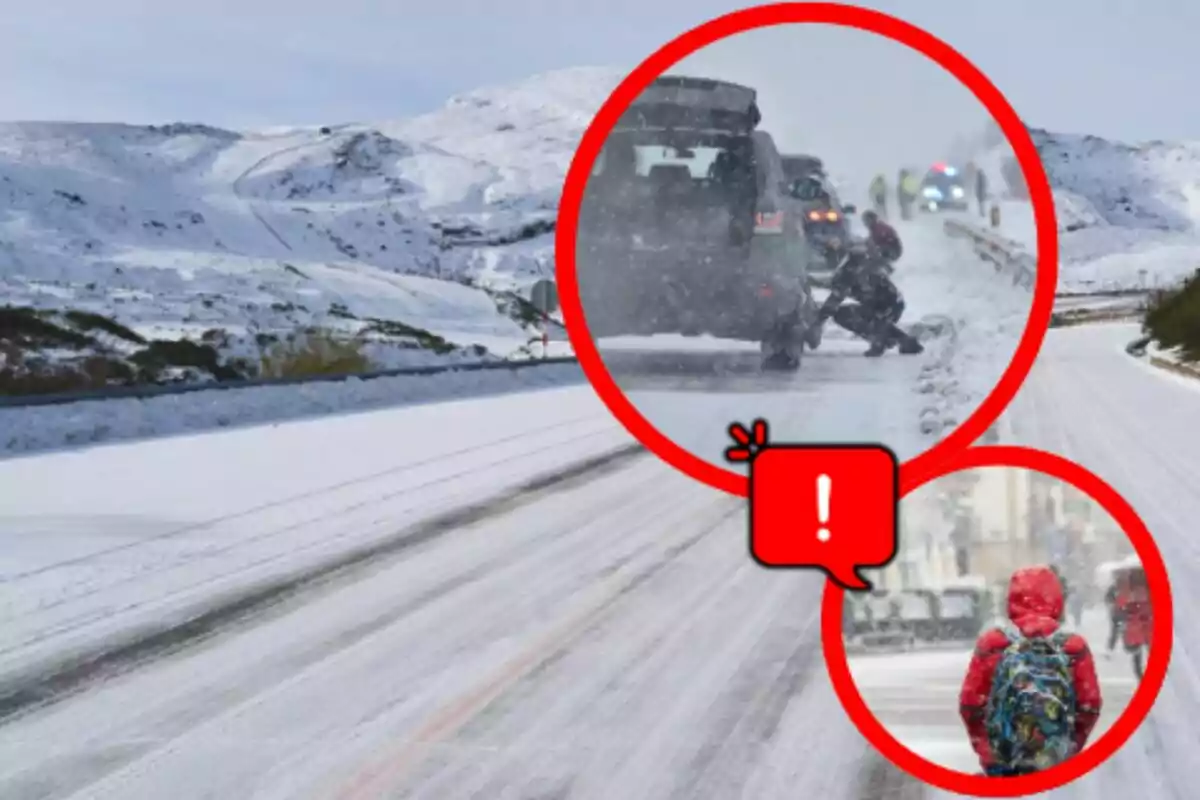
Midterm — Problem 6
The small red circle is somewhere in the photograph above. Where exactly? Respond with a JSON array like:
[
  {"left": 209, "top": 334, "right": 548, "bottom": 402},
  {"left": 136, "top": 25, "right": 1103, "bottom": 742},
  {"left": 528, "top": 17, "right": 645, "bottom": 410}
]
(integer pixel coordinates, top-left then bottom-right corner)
[
  {"left": 555, "top": 3, "right": 1059, "bottom": 498},
  {"left": 821, "top": 446, "right": 1174, "bottom": 796}
]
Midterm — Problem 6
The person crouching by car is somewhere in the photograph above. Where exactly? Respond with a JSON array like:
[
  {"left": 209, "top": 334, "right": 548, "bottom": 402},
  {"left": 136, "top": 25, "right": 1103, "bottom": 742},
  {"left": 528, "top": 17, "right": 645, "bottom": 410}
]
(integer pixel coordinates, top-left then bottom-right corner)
[{"left": 817, "top": 238, "right": 923, "bottom": 358}]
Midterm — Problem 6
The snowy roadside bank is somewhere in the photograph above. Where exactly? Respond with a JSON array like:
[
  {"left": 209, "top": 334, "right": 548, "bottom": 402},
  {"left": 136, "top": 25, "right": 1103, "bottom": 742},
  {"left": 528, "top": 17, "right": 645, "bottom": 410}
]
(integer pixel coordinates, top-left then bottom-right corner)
[
  {"left": 913, "top": 219, "right": 1033, "bottom": 440},
  {"left": 1146, "top": 341, "right": 1200, "bottom": 382},
  {"left": 0, "top": 360, "right": 587, "bottom": 459}
]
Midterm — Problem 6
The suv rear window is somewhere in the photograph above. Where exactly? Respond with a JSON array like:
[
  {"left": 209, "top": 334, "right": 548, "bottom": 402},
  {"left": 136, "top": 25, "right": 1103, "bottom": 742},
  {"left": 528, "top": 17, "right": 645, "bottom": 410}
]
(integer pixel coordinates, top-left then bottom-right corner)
[
  {"left": 590, "top": 132, "right": 759, "bottom": 205},
  {"left": 633, "top": 144, "right": 722, "bottom": 177}
]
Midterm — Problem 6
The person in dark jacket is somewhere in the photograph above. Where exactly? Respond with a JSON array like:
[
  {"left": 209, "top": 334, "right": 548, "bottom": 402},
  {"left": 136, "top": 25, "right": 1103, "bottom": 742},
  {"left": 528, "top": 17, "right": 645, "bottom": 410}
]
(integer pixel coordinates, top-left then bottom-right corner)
[
  {"left": 1047, "top": 563, "right": 1084, "bottom": 627},
  {"left": 1104, "top": 579, "right": 1123, "bottom": 655},
  {"left": 817, "top": 239, "right": 923, "bottom": 357},
  {"left": 959, "top": 566, "right": 1103, "bottom": 776},
  {"left": 1047, "top": 564, "right": 1069, "bottom": 623},
  {"left": 896, "top": 168, "right": 913, "bottom": 220},
  {"left": 975, "top": 167, "right": 989, "bottom": 217}
]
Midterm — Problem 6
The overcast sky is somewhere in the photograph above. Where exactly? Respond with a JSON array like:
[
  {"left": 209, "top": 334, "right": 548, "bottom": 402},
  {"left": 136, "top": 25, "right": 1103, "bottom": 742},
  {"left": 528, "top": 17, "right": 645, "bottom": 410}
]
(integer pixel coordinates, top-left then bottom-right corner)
[
  {"left": 673, "top": 22, "right": 988, "bottom": 188},
  {"left": 3, "top": 0, "right": 1198, "bottom": 147}
]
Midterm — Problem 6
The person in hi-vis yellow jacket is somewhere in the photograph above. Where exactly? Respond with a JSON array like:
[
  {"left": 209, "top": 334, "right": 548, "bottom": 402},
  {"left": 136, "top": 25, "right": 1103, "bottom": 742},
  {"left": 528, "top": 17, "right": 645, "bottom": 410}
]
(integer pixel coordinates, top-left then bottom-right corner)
[{"left": 898, "top": 170, "right": 921, "bottom": 220}]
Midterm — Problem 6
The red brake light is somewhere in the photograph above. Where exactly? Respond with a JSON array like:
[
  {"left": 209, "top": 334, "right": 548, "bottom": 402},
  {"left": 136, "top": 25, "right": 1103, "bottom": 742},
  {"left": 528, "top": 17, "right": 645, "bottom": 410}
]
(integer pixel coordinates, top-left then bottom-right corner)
[{"left": 758, "top": 284, "right": 774, "bottom": 297}]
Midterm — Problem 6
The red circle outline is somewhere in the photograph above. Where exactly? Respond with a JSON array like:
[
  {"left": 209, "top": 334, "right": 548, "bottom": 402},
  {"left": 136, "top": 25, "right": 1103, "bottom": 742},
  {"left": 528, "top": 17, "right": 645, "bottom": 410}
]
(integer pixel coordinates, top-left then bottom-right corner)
[
  {"left": 555, "top": 2, "right": 1059, "bottom": 498},
  {"left": 821, "top": 446, "right": 1174, "bottom": 796}
]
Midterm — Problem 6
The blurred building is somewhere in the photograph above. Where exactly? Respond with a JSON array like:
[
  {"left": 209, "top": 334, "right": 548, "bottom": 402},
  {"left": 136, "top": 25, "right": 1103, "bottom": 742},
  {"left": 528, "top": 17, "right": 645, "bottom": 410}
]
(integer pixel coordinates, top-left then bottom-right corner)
[{"left": 881, "top": 418, "right": 1131, "bottom": 596}]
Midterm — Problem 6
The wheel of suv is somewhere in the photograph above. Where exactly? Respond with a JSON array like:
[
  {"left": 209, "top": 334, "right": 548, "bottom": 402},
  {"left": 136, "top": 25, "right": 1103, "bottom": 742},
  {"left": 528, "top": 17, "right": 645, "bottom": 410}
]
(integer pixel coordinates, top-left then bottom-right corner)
[{"left": 761, "top": 321, "right": 802, "bottom": 371}]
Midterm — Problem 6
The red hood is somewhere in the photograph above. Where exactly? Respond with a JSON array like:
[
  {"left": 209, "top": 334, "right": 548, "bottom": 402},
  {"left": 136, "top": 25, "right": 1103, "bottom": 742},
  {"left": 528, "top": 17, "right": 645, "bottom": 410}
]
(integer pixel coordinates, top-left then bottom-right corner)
[{"left": 1007, "top": 566, "right": 1064, "bottom": 636}]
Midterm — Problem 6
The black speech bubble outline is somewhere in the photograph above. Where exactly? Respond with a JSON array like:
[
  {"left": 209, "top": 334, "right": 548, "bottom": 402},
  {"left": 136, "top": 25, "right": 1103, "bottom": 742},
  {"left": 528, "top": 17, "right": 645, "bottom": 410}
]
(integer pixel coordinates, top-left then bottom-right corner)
[{"left": 725, "top": 419, "right": 900, "bottom": 592}]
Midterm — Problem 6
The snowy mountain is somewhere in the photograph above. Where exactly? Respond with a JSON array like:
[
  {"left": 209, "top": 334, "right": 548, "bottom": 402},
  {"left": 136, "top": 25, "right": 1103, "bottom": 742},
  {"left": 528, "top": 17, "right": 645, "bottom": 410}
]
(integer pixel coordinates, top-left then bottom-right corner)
[
  {"left": 15, "top": 58, "right": 1196, "bottom": 392},
  {"left": 980, "top": 128, "right": 1200, "bottom": 292},
  {"left": 0, "top": 67, "right": 622, "bottom": 391}
]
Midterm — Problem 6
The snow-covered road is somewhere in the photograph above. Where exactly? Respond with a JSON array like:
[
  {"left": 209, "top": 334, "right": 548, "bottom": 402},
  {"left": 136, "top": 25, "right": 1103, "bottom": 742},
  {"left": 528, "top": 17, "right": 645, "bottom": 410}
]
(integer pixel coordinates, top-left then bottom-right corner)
[
  {"left": 0, "top": 385, "right": 631, "bottom": 692},
  {"left": 988, "top": 322, "right": 1199, "bottom": 800},
  {"left": 0, "top": 456, "right": 896, "bottom": 800},
  {"left": 0, "top": 321, "right": 1195, "bottom": 799}
]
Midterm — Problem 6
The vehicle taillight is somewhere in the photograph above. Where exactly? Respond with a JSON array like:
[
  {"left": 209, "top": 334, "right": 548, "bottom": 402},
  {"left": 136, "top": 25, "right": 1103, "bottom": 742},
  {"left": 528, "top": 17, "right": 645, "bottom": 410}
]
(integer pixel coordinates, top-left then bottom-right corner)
[
  {"left": 758, "top": 284, "right": 774, "bottom": 297},
  {"left": 755, "top": 211, "right": 785, "bottom": 234}
]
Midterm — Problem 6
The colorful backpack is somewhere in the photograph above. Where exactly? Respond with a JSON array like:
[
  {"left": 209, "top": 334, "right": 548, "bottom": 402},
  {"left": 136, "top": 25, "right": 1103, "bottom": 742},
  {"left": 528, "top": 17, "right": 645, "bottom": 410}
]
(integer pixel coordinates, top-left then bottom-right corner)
[{"left": 984, "top": 626, "right": 1078, "bottom": 772}]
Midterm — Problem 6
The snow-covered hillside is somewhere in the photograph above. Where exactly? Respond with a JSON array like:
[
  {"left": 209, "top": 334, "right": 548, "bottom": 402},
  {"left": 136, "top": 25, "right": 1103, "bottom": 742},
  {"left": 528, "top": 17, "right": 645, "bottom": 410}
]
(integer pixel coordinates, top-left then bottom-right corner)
[
  {"left": 0, "top": 67, "right": 622, "bottom": 389},
  {"left": 979, "top": 129, "right": 1200, "bottom": 292}
]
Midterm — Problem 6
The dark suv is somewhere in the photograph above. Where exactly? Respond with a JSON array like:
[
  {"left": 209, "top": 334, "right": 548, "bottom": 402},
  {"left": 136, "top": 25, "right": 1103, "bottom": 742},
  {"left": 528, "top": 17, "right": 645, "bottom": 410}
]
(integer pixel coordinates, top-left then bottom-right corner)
[
  {"left": 781, "top": 153, "right": 826, "bottom": 182},
  {"left": 576, "top": 75, "right": 822, "bottom": 370}
]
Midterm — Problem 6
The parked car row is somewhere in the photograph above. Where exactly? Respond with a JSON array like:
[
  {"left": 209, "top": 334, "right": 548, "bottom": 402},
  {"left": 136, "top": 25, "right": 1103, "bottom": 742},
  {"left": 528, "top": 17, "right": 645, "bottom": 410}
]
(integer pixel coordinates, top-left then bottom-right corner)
[{"left": 843, "top": 582, "right": 998, "bottom": 650}]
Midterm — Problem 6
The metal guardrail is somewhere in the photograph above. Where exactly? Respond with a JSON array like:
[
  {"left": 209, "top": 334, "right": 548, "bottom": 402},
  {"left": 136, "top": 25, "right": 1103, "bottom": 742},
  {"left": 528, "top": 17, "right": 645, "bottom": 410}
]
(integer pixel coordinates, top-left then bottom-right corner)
[
  {"left": 0, "top": 355, "right": 581, "bottom": 409},
  {"left": 944, "top": 219, "right": 1165, "bottom": 333},
  {"left": 943, "top": 218, "right": 1200, "bottom": 381},
  {"left": 942, "top": 218, "right": 1036, "bottom": 290},
  {"left": 1049, "top": 308, "right": 1143, "bottom": 328}
]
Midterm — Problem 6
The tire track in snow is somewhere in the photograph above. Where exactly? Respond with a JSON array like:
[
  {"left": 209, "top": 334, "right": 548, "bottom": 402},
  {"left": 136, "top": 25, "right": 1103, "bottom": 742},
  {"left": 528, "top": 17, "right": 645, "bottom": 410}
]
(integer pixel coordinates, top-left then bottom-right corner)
[
  {"left": 997, "top": 325, "right": 1197, "bottom": 798},
  {"left": 0, "top": 443, "right": 645, "bottom": 726},
  {"left": 328, "top": 500, "right": 744, "bottom": 799},
  {"left": 855, "top": 752, "right": 931, "bottom": 800},
  {"left": 665, "top": 610, "right": 824, "bottom": 800},
  {"left": 0, "top": 453, "right": 708, "bottom": 800}
]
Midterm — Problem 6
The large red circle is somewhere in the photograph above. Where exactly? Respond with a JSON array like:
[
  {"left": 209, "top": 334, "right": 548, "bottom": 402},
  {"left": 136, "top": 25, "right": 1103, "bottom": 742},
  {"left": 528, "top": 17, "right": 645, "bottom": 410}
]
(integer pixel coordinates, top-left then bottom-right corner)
[
  {"left": 821, "top": 446, "right": 1174, "bottom": 797},
  {"left": 555, "top": 3, "right": 1059, "bottom": 498}
]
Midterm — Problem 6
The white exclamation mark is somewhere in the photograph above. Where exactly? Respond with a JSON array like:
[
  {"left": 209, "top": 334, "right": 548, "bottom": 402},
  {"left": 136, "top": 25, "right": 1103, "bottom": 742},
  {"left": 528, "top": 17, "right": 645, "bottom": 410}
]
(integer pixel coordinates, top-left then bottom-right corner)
[{"left": 817, "top": 474, "right": 832, "bottom": 542}]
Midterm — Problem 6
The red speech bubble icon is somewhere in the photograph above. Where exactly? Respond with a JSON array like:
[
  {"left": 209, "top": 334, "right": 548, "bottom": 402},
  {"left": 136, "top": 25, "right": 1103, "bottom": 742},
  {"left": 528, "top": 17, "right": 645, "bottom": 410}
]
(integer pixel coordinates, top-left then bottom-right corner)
[
  {"left": 822, "top": 445, "right": 1174, "bottom": 797},
  {"left": 727, "top": 419, "right": 899, "bottom": 589}
]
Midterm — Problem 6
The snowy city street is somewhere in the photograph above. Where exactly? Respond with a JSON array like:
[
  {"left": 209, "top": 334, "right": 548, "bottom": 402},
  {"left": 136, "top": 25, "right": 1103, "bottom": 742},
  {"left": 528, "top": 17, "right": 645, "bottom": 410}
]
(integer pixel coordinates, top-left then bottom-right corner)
[{"left": 851, "top": 609, "right": 1142, "bottom": 775}]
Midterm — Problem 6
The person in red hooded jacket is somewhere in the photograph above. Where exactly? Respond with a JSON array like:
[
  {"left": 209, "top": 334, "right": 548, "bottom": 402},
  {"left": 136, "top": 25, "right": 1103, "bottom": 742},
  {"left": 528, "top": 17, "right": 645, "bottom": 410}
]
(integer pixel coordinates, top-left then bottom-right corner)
[
  {"left": 959, "top": 565, "right": 1102, "bottom": 776},
  {"left": 1116, "top": 566, "right": 1152, "bottom": 678}
]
